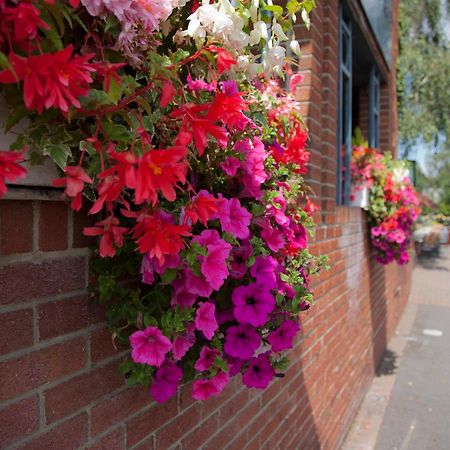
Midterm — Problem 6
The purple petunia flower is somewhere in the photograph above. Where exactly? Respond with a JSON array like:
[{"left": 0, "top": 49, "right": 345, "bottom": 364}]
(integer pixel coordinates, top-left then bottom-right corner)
[
  {"left": 249, "top": 255, "right": 278, "bottom": 289},
  {"left": 232, "top": 283, "right": 275, "bottom": 327},
  {"left": 267, "top": 320, "right": 300, "bottom": 352},
  {"left": 242, "top": 353, "right": 275, "bottom": 389},
  {"left": 149, "top": 360, "right": 183, "bottom": 403},
  {"left": 224, "top": 324, "right": 261, "bottom": 359}
]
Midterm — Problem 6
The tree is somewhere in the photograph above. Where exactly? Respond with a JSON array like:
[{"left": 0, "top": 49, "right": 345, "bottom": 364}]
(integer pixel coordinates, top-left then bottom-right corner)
[{"left": 398, "top": 0, "right": 450, "bottom": 151}]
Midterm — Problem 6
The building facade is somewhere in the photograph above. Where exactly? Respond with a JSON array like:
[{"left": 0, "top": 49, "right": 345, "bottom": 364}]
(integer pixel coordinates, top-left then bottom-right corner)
[{"left": 0, "top": 1, "right": 411, "bottom": 449}]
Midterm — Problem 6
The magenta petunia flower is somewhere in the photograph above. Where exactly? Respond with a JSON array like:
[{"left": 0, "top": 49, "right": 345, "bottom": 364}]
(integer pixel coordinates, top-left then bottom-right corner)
[
  {"left": 260, "top": 221, "right": 285, "bottom": 252},
  {"left": 242, "top": 353, "right": 275, "bottom": 389},
  {"left": 194, "top": 346, "right": 219, "bottom": 371},
  {"left": 192, "top": 370, "right": 230, "bottom": 400},
  {"left": 172, "top": 323, "right": 195, "bottom": 360},
  {"left": 141, "top": 252, "right": 181, "bottom": 285},
  {"left": 217, "top": 197, "right": 252, "bottom": 239},
  {"left": 201, "top": 242, "right": 232, "bottom": 290},
  {"left": 250, "top": 255, "right": 278, "bottom": 289},
  {"left": 184, "top": 268, "right": 214, "bottom": 298},
  {"left": 130, "top": 326, "right": 172, "bottom": 367},
  {"left": 230, "top": 241, "right": 253, "bottom": 279},
  {"left": 195, "top": 302, "right": 218, "bottom": 340},
  {"left": 220, "top": 156, "right": 241, "bottom": 177},
  {"left": 149, "top": 360, "right": 183, "bottom": 403},
  {"left": 232, "top": 283, "right": 275, "bottom": 327},
  {"left": 267, "top": 320, "right": 300, "bottom": 352},
  {"left": 224, "top": 324, "right": 261, "bottom": 359}
]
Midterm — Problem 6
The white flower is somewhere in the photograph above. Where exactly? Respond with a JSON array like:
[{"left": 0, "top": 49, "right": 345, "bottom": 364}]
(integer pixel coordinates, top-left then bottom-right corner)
[
  {"left": 249, "top": 21, "right": 268, "bottom": 45},
  {"left": 265, "top": 45, "right": 286, "bottom": 73}
]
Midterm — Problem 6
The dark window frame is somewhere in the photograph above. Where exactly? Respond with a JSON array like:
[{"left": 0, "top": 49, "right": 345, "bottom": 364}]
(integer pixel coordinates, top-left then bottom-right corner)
[
  {"left": 337, "top": 3, "right": 352, "bottom": 206},
  {"left": 369, "top": 65, "right": 380, "bottom": 147}
]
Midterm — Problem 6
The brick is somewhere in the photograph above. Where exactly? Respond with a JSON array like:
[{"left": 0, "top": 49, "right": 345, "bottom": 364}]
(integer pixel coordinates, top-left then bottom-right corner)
[
  {"left": 125, "top": 396, "right": 178, "bottom": 448},
  {"left": 73, "top": 204, "right": 97, "bottom": 248},
  {"left": 39, "top": 201, "right": 68, "bottom": 251},
  {"left": 90, "top": 327, "right": 120, "bottom": 363},
  {"left": 38, "top": 294, "right": 104, "bottom": 340},
  {"left": 181, "top": 412, "right": 220, "bottom": 450},
  {"left": 0, "top": 200, "right": 33, "bottom": 255},
  {"left": 45, "top": 360, "right": 123, "bottom": 423},
  {"left": 0, "top": 308, "right": 33, "bottom": 355},
  {"left": 132, "top": 435, "right": 155, "bottom": 450},
  {"left": 154, "top": 403, "right": 202, "bottom": 450},
  {"left": 91, "top": 385, "right": 150, "bottom": 436},
  {"left": 86, "top": 428, "right": 124, "bottom": 450},
  {"left": 16, "top": 413, "right": 88, "bottom": 450},
  {"left": 0, "top": 256, "right": 87, "bottom": 305},
  {"left": 0, "top": 396, "right": 39, "bottom": 447},
  {"left": 0, "top": 337, "right": 86, "bottom": 402}
]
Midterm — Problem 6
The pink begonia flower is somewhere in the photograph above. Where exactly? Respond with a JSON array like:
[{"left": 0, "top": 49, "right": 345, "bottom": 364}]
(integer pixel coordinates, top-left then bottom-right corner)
[
  {"left": 195, "top": 302, "right": 218, "bottom": 340},
  {"left": 232, "top": 283, "right": 275, "bottom": 327},
  {"left": 194, "top": 346, "right": 219, "bottom": 371},
  {"left": 217, "top": 197, "right": 252, "bottom": 239},
  {"left": 290, "top": 73, "right": 304, "bottom": 92},
  {"left": 220, "top": 156, "right": 241, "bottom": 177},
  {"left": 130, "top": 326, "right": 172, "bottom": 367},
  {"left": 172, "top": 323, "right": 195, "bottom": 360},
  {"left": 224, "top": 324, "right": 261, "bottom": 360},
  {"left": 249, "top": 255, "right": 278, "bottom": 289},
  {"left": 149, "top": 360, "right": 183, "bottom": 403},
  {"left": 187, "top": 74, "right": 217, "bottom": 92},
  {"left": 192, "top": 370, "right": 230, "bottom": 400},
  {"left": 267, "top": 321, "right": 300, "bottom": 352},
  {"left": 242, "top": 353, "right": 275, "bottom": 389}
]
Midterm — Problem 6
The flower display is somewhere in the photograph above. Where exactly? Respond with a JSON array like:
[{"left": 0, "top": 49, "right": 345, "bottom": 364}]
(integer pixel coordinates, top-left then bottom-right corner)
[
  {"left": 351, "top": 147, "right": 420, "bottom": 265},
  {"left": 0, "top": 0, "right": 326, "bottom": 403}
]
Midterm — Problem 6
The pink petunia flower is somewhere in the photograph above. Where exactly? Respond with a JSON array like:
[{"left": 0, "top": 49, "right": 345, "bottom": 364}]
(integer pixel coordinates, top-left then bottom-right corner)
[
  {"left": 224, "top": 324, "right": 261, "bottom": 360},
  {"left": 232, "top": 283, "right": 275, "bottom": 327},
  {"left": 217, "top": 197, "right": 252, "bottom": 239},
  {"left": 149, "top": 360, "right": 183, "bottom": 403},
  {"left": 242, "top": 353, "right": 275, "bottom": 389},
  {"left": 192, "top": 370, "right": 230, "bottom": 400},
  {"left": 130, "top": 326, "right": 172, "bottom": 367},
  {"left": 194, "top": 346, "right": 219, "bottom": 371},
  {"left": 172, "top": 323, "right": 195, "bottom": 360},
  {"left": 267, "top": 321, "right": 300, "bottom": 352},
  {"left": 195, "top": 302, "right": 218, "bottom": 340}
]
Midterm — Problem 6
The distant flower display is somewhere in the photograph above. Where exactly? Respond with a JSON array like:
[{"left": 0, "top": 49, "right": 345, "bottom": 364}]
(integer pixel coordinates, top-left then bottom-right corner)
[{"left": 351, "top": 147, "right": 420, "bottom": 265}]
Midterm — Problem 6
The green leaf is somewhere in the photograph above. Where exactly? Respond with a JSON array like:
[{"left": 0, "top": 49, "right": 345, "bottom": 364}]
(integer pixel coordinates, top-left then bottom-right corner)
[
  {"left": 4, "top": 106, "right": 28, "bottom": 132},
  {"left": 161, "top": 268, "right": 178, "bottom": 285},
  {"left": 287, "top": 0, "right": 301, "bottom": 15},
  {"left": 79, "top": 90, "right": 115, "bottom": 109},
  {"left": 43, "top": 144, "right": 72, "bottom": 169},
  {"left": 265, "top": 5, "right": 284, "bottom": 18},
  {"left": 101, "top": 121, "right": 131, "bottom": 143}
]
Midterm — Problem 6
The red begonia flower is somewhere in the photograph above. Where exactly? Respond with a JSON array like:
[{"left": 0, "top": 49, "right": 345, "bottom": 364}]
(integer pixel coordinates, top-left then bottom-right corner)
[{"left": 0, "top": 150, "right": 27, "bottom": 197}]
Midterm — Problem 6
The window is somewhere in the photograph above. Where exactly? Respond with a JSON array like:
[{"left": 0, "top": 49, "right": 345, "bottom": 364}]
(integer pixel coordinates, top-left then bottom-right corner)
[
  {"left": 337, "top": 3, "right": 352, "bottom": 205},
  {"left": 369, "top": 66, "right": 380, "bottom": 147}
]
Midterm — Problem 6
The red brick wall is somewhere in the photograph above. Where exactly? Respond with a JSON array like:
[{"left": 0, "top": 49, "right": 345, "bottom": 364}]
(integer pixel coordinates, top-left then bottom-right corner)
[{"left": 0, "top": 1, "right": 409, "bottom": 449}]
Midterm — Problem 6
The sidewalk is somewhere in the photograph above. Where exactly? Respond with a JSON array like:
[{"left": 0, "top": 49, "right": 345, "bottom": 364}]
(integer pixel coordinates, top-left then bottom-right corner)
[{"left": 342, "top": 246, "right": 450, "bottom": 450}]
